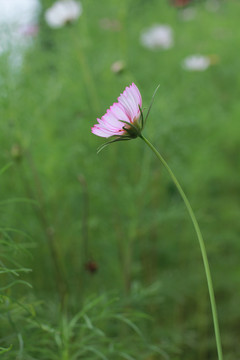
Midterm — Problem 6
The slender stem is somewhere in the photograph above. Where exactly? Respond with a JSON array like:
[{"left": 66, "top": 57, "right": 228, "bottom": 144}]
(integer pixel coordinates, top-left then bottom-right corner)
[
  {"left": 140, "top": 134, "right": 223, "bottom": 360},
  {"left": 78, "top": 175, "right": 89, "bottom": 260},
  {"left": 77, "top": 48, "right": 100, "bottom": 114},
  {"left": 21, "top": 152, "right": 68, "bottom": 309}
]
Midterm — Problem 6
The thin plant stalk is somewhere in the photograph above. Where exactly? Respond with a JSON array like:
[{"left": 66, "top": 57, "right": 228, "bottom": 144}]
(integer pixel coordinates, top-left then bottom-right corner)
[
  {"left": 78, "top": 174, "right": 90, "bottom": 260},
  {"left": 91, "top": 82, "right": 223, "bottom": 359},
  {"left": 139, "top": 134, "right": 223, "bottom": 360},
  {"left": 18, "top": 151, "right": 68, "bottom": 308},
  {"left": 77, "top": 48, "right": 100, "bottom": 114}
]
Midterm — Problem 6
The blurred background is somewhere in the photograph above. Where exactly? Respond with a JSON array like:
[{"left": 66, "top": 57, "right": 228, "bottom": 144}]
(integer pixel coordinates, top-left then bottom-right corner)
[{"left": 1, "top": 0, "right": 240, "bottom": 359}]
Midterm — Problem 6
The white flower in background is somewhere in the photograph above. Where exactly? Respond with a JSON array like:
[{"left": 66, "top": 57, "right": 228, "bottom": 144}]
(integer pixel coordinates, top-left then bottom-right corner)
[
  {"left": 45, "top": 0, "right": 82, "bottom": 28},
  {"left": 0, "top": 0, "right": 40, "bottom": 68},
  {"left": 0, "top": 0, "right": 40, "bottom": 27},
  {"left": 182, "top": 55, "right": 211, "bottom": 71},
  {"left": 140, "top": 25, "right": 173, "bottom": 50},
  {"left": 179, "top": 8, "right": 196, "bottom": 21}
]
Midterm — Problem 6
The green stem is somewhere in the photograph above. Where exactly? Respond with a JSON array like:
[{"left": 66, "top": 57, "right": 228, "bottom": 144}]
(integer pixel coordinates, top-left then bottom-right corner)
[{"left": 140, "top": 134, "right": 223, "bottom": 360}]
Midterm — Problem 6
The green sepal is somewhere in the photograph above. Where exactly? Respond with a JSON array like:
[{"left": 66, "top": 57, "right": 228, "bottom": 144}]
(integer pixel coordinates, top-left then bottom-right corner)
[
  {"left": 97, "top": 136, "right": 132, "bottom": 154},
  {"left": 144, "top": 84, "right": 160, "bottom": 126},
  {"left": 139, "top": 105, "right": 144, "bottom": 130},
  {"left": 119, "top": 120, "right": 141, "bottom": 138}
]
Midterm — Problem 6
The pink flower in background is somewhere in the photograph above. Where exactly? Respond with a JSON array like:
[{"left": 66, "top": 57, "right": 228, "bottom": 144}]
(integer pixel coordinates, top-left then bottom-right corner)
[{"left": 92, "top": 83, "right": 142, "bottom": 139}]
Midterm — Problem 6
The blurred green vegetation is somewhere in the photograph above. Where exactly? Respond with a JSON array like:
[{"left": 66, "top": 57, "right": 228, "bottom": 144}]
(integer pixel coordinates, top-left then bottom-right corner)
[{"left": 1, "top": 0, "right": 240, "bottom": 359}]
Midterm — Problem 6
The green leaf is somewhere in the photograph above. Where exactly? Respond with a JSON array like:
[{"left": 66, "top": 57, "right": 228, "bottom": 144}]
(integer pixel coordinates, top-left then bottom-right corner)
[
  {"left": 0, "top": 279, "right": 32, "bottom": 291},
  {"left": 0, "top": 345, "right": 13, "bottom": 354},
  {"left": 0, "top": 163, "right": 13, "bottom": 176}
]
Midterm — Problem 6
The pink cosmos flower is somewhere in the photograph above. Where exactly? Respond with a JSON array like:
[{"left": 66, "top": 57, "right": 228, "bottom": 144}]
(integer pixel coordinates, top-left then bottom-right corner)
[
  {"left": 92, "top": 83, "right": 159, "bottom": 152},
  {"left": 92, "top": 83, "right": 142, "bottom": 139}
]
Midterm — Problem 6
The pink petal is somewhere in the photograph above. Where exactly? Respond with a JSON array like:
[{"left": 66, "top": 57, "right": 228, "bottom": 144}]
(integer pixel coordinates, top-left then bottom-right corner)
[
  {"left": 98, "top": 117, "right": 120, "bottom": 132},
  {"left": 117, "top": 83, "right": 142, "bottom": 122},
  {"left": 109, "top": 102, "right": 130, "bottom": 123},
  {"left": 125, "top": 87, "right": 139, "bottom": 113},
  {"left": 91, "top": 83, "right": 142, "bottom": 138},
  {"left": 118, "top": 93, "right": 135, "bottom": 120},
  {"left": 102, "top": 112, "right": 123, "bottom": 129},
  {"left": 91, "top": 126, "right": 113, "bottom": 137},
  {"left": 124, "top": 83, "right": 142, "bottom": 112},
  {"left": 131, "top": 83, "right": 142, "bottom": 107}
]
